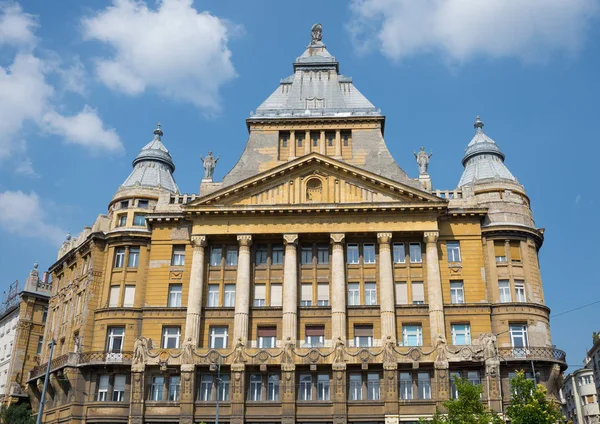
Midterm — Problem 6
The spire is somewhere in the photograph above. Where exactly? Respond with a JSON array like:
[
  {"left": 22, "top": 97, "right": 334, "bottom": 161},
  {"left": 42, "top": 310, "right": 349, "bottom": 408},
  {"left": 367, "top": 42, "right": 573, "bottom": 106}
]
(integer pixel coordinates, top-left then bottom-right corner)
[
  {"left": 457, "top": 116, "right": 516, "bottom": 187},
  {"left": 154, "top": 122, "right": 163, "bottom": 138}
]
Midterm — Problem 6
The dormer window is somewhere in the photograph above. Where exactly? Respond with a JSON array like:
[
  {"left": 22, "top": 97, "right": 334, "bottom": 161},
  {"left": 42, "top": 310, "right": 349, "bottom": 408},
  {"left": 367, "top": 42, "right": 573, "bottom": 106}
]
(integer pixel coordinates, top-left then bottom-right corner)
[{"left": 138, "top": 200, "right": 149, "bottom": 208}]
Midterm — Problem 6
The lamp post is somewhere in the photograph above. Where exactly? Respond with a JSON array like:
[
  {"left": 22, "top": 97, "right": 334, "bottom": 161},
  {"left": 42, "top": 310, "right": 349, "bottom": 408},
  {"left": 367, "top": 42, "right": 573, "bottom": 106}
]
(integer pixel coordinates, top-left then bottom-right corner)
[
  {"left": 210, "top": 356, "right": 222, "bottom": 424},
  {"left": 36, "top": 339, "right": 56, "bottom": 424}
]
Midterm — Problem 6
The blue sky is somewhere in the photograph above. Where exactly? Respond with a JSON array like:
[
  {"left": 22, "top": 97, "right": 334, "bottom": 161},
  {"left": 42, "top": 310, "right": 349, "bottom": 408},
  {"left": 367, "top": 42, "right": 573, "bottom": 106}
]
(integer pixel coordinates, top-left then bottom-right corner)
[{"left": 1, "top": 0, "right": 599, "bottom": 371}]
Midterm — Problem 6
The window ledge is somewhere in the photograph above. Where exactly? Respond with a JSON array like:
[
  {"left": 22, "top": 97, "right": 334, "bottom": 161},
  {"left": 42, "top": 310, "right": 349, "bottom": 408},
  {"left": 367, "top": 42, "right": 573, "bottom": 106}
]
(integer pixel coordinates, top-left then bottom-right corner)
[
  {"left": 347, "top": 400, "right": 385, "bottom": 405},
  {"left": 447, "top": 262, "right": 462, "bottom": 268}
]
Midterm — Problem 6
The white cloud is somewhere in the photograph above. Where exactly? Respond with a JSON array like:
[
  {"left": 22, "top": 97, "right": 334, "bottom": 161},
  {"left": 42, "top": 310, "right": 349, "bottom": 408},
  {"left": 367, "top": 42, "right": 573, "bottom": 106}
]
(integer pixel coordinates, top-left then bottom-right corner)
[
  {"left": 0, "top": 190, "right": 66, "bottom": 245},
  {"left": 57, "top": 56, "right": 88, "bottom": 95},
  {"left": 0, "top": 3, "right": 37, "bottom": 47},
  {"left": 348, "top": 0, "right": 599, "bottom": 63},
  {"left": 82, "top": 0, "right": 237, "bottom": 112}
]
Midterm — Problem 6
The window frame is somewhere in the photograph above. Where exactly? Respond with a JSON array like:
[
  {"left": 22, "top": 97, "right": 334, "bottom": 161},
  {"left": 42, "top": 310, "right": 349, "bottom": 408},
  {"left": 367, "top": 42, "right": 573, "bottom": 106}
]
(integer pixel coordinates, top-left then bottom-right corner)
[
  {"left": 161, "top": 326, "right": 181, "bottom": 349},
  {"left": 393, "top": 243, "right": 406, "bottom": 264},
  {"left": 446, "top": 241, "right": 461, "bottom": 262},
  {"left": 363, "top": 243, "right": 376, "bottom": 264},
  {"left": 133, "top": 214, "right": 146, "bottom": 226},
  {"left": 223, "top": 284, "right": 235, "bottom": 307},
  {"left": 499, "top": 280, "right": 512, "bottom": 303},
  {"left": 168, "top": 284, "right": 182, "bottom": 307},
  {"left": 114, "top": 248, "right": 126, "bottom": 268},
  {"left": 409, "top": 243, "right": 422, "bottom": 263},
  {"left": 451, "top": 323, "right": 471, "bottom": 345},
  {"left": 402, "top": 324, "right": 423, "bottom": 347},
  {"left": 171, "top": 245, "right": 186, "bottom": 266},
  {"left": 450, "top": 281, "right": 465, "bottom": 304},
  {"left": 347, "top": 244, "right": 359, "bottom": 264},
  {"left": 209, "top": 326, "right": 228, "bottom": 349}
]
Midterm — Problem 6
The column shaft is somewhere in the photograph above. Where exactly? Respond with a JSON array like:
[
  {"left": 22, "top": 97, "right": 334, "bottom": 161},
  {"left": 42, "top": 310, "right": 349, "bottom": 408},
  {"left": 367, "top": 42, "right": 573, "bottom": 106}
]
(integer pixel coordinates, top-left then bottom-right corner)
[
  {"left": 184, "top": 236, "right": 207, "bottom": 345},
  {"left": 335, "top": 129, "right": 342, "bottom": 158},
  {"left": 425, "top": 231, "right": 446, "bottom": 342},
  {"left": 282, "top": 234, "right": 299, "bottom": 342},
  {"left": 288, "top": 130, "right": 296, "bottom": 161},
  {"left": 377, "top": 233, "right": 396, "bottom": 341},
  {"left": 330, "top": 233, "right": 347, "bottom": 342},
  {"left": 304, "top": 130, "right": 310, "bottom": 155},
  {"left": 233, "top": 235, "right": 252, "bottom": 342},
  {"left": 319, "top": 130, "right": 326, "bottom": 155}
]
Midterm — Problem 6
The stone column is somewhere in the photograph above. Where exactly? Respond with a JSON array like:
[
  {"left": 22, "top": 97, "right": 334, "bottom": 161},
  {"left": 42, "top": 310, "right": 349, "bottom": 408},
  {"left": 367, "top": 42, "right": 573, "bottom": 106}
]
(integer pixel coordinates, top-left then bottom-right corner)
[
  {"left": 424, "top": 231, "right": 446, "bottom": 342},
  {"left": 233, "top": 235, "right": 252, "bottom": 343},
  {"left": 304, "top": 130, "right": 310, "bottom": 155},
  {"left": 319, "top": 130, "right": 326, "bottom": 155},
  {"left": 282, "top": 234, "right": 298, "bottom": 342},
  {"left": 289, "top": 130, "right": 296, "bottom": 161},
  {"left": 184, "top": 235, "right": 207, "bottom": 345},
  {"left": 335, "top": 129, "right": 342, "bottom": 158},
  {"left": 377, "top": 233, "right": 396, "bottom": 341},
  {"left": 330, "top": 233, "right": 347, "bottom": 342},
  {"left": 179, "top": 370, "right": 195, "bottom": 424},
  {"left": 128, "top": 371, "right": 145, "bottom": 424}
]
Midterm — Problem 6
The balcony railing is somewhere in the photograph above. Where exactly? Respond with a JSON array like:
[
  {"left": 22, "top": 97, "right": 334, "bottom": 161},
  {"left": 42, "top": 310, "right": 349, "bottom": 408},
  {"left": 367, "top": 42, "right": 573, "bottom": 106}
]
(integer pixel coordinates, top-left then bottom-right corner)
[
  {"left": 29, "top": 351, "right": 133, "bottom": 380},
  {"left": 498, "top": 347, "right": 566, "bottom": 363}
]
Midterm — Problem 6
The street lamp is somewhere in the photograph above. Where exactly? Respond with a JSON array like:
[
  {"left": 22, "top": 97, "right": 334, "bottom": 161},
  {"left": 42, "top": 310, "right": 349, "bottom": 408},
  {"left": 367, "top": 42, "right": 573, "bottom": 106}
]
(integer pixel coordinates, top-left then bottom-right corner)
[
  {"left": 209, "top": 356, "right": 222, "bottom": 424},
  {"left": 36, "top": 339, "right": 56, "bottom": 424}
]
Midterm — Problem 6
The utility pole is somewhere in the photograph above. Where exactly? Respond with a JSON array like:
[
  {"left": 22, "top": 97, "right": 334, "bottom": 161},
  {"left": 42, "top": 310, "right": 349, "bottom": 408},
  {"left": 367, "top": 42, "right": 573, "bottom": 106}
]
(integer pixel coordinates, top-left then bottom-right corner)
[{"left": 36, "top": 339, "right": 56, "bottom": 424}]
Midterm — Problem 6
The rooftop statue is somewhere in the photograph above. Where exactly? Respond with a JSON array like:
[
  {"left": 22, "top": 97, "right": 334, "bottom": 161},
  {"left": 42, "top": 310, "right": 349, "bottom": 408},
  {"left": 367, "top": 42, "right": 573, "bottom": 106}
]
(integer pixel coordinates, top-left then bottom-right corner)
[
  {"left": 414, "top": 146, "right": 433, "bottom": 175},
  {"left": 200, "top": 151, "right": 219, "bottom": 180},
  {"left": 311, "top": 23, "right": 322, "bottom": 44}
]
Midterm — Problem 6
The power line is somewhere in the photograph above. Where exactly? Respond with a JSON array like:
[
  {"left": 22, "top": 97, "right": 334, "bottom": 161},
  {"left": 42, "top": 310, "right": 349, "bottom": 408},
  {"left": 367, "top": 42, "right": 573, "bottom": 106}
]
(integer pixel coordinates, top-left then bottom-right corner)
[{"left": 550, "top": 300, "right": 600, "bottom": 319}]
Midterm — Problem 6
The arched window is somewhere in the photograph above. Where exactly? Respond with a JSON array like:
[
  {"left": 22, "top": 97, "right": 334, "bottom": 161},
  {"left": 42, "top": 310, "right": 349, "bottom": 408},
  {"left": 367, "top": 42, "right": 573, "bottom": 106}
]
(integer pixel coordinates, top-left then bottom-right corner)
[{"left": 306, "top": 178, "right": 323, "bottom": 202}]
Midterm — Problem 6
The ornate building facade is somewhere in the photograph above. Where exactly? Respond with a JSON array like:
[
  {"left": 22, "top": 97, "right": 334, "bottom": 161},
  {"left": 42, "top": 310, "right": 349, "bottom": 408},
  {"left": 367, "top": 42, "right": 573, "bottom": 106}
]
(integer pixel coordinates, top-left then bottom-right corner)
[{"left": 27, "top": 25, "right": 566, "bottom": 424}]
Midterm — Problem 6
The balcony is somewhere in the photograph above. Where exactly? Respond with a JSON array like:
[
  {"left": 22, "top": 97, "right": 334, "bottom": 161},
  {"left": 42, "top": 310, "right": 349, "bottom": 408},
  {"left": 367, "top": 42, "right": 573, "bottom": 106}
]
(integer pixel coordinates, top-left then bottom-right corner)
[
  {"left": 28, "top": 351, "right": 133, "bottom": 381},
  {"left": 498, "top": 347, "right": 566, "bottom": 364}
]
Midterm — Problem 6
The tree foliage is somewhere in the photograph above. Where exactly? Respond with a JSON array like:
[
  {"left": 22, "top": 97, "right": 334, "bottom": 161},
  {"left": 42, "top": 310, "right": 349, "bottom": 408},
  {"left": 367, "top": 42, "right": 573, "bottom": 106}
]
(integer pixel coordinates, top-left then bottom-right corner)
[
  {"left": 0, "top": 403, "right": 35, "bottom": 424},
  {"left": 506, "top": 370, "right": 563, "bottom": 424}
]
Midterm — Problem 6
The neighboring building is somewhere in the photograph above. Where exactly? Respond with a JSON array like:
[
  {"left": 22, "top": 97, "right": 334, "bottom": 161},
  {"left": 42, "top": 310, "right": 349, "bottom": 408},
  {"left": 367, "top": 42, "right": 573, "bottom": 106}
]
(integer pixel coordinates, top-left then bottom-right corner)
[
  {"left": 589, "top": 333, "right": 600, "bottom": 397},
  {"left": 0, "top": 282, "right": 20, "bottom": 398},
  {"left": 561, "top": 363, "right": 600, "bottom": 424},
  {"left": 28, "top": 25, "right": 567, "bottom": 424}
]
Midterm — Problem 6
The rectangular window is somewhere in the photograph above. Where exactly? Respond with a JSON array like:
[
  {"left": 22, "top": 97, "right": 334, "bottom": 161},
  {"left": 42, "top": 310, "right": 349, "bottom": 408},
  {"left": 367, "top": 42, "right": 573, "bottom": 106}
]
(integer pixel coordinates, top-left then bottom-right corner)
[
  {"left": 300, "top": 283, "right": 313, "bottom": 306},
  {"left": 267, "top": 373, "right": 279, "bottom": 401},
  {"left": 399, "top": 372, "right": 413, "bottom": 400},
  {"left": 450, "top": 281, "right": 464, "bottom": 304},
  {"left": 169, "top": 376, "right": 180, "bottom": 401},
  {"left": 106, "top": 327, "right": 125, "bottom": 353},
  {"left": 317, "top": 373, "right": 330, "bottom": 401},
  {"left": 128, "top": 247, "right": 140, "bottom": 267},
  {"left": 113, "top": 374, "right": 126, "bottom": 401},
  {"left": 117, "top": 214, "right": 127, "bottom": 227},
  {"left": 114, "top": 248, "right": 125, "bottom": 268},
  {"left": 256, "top": 246, "right": 268, "bottom": 265},
  {"left": 354, "top": 325, "right": 373, "bottom": 347},
  {"left": 42, "top": 306, "right": 48, "bottom": 323},
  {"left": 299, "top": 374, "right": 312, "bottom": 401},
  {"left": 317, "top": 245, "right": 329, "bottom": 264},
  {"left": 515, "top": 280, "right": 526, "bottom": 302},
  {"left": 272, "top": 246, "right": 284, "bottom": 265},
  {"left": 282, "top": 136, "right": 288, "bottom": 148},
  {"left": 450, "top": 372, "right": 461, "bottom": 399},
  {"left": 446, "top": 241, "right": 461, "bottom": 262},
  {"left": 343, "top": 134, "right": 349, "bottom": 147},
  {"left": 327, "top": 135, "right": 334, "bottom": 147},
  {"left": 467, "top": 371, "right": 480, "bottom": 386},
  {"left": 137, "top": 199, "right": 149, "bottom": 208},
  {"left": 123, "top": 285, "right": 135, "bottom": 307},
  {"left": 301, "top": 247, "right": 313, "bottom": 265},
  {"left": 418, "top": 372, "right": 431, "bottom": 399},
  {"left": 393, "top": 243, "right": 406, "bottom": 263},
  {"left": 168, "top": 284, "right": 182, "bottom": 307},
  {"left": 510, "top": 241, "right": 521, "bottom": 262},
  {"left": 297, "top": 136, "right": 303, "bottom": 147},
  {"left": 364, "top": 282, "right": 377, "bottom": 305},
  {"left": 210, "top": 326, "right": 228, "bottom": 349},
  {"left": 218, "top": 374, "right": 230, "bottom": 401},
  {"left": 367, "top": 373, "right": 380, "bottom": 400},
  {"left": 499, "top": 280, "right": 511, "bottom": 302},
  {"left": 249, "top": 374, "right": 262, "bottom": 401},
  {"left": 223, "top": 284, "right": 235, "bottom": 307},
  {"left": 36, "top": 336, "right": 43, "bottom": 355},
  {"left": 305, "top": 326, "right": 325, "bottom": 347},
  {"left": 226, "top": 248, "right": 238, "bottom": 266},
  {"left": 109, "top": 286, "right": 120, "bottom": 307},
  {"left": 120, "top": 200, "right": 129, "bottom": 209},
  {"left": 207, "top": 284, "right": 220, "bottom": 307},
  {"left": 395, "top": 282, "right": 408, "bottom": 305},
  {"left": 412, "top": 281, "right": 425, "bottom": 304},
  {"left": 349, "top": 374, "right": 362, "bottom": 401},
  {"left": 402, "top": 325, "right": 422, "bottom": 347},
  {"left": 495, "top": 241, "right": 507, "bottom": 263},
  {"left": 317, "top": 283, "right": 329, "bottom": 306},
  {"left": 210, "top": 247, "right": 222, "bottom": 266},
  {"left": 270, "top": 284, "right": 282, "bottom": 307},
  {"left": 510, "top": 323, "right": 528, "bottom": 349},
  {"left": 199, "top": 375, "right": 213, "bottom": 401},
  {"left": 347, "top": 244, "right": 359, "bottom": 264},
  {"left": 348, "top": 283, "right": 360, "bottom": 306},
  {"left": 133, "top": 214, "right": 146, "bottom": 226},
  {"left": 257, "top": 326, "right": 276, "bottom": 348},
  {"left": 162, "top": 326, "right": 181, "bottom": 349},
  {"left": 363, "top": 243, "right": 376, "bottom": 264},
  {"left": 171, "top": 245, "right": 185, "bottom": 266},
  {"left": 254, "top": 284, "right": 266, "bottom": 307},
  {"left": 97, "top": 375, "right": 109, "bottom": 401},
  {"left": 409, "top": 243, "right": 422, "bottom": 263},
  {"left": 151, "top": 376, "right": 164, "bottom": 401},
  {"left": 451, "top": 324, "right": 471, "bottom": 345}
]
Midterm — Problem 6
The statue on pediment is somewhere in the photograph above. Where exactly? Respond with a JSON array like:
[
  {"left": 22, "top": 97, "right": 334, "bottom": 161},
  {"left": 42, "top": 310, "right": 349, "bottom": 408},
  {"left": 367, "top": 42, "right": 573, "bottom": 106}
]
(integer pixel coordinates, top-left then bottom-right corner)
[
  {"left": 200, "top": 151, "right": 219, "bottom": 180},
  {"left": 414, "top": 146, "right": 433, "bottom": 175},
  {"left": 311, "top": 23, "right": 322, "bottom": 44}
]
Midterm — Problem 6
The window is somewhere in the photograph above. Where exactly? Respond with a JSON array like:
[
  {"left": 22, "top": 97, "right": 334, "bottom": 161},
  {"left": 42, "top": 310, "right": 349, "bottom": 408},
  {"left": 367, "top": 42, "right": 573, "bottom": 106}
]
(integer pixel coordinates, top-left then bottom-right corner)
[
  {"left": 347, "top": 244, "right": 359, "bottom": 264},
  {"left": 224, "top": 284, "right": 235, "bottom": 307},
  {"left": 299, "top": 374, "right": 312, "bottom": 401},
  {"left": 450, "top": 281, "right": 464, "bottom": 304},
  {"left": 399, "top": 372, "right": 413, "bottom": 400},
  {"left": 270, "top": 284, "right": 282, "bottom": 307},
  {"left": 348, "top": 283, "right": 360, "bottom": 306},
  {"left": 363, "top": 244, "right": 376, "bottom": 264},
  {"left": 256, "top": 246, "right": 268, "bottom": 264},
  {"left": 272, "top": 246, "right": 284, "bottom": 265},
  {"left": 171, "top": 245, "right": 185, "bottom": 266},
  {"left": 450, "top": 372, "right": 461, "bottom": 399},
  {"left": 114, "top": 248, "right": 125, "bottom": 268},
  {"left": 367, "top": 373, "right": 380, "bottom": 400},
  {"left": 301, "top": 284, "right": 312, "bottom": 306},
  {"left": 210, "top": 247, "right": 222, "bottom": 266},
  {"left": 106, "top": 327, "right": 124, "bottom": 353},
  {"left": 297, "top": 136, "right": 303, "bottom": 147},
  {"left": 151, "top": 376, "right": 164, "bottom": 401},
  {"left": 305, "top": 326, "right": 325, "bottom": 347},
  {"left": 494, "top": 241, "right": 507, "bottom": 263},
  {"left": 327, "top": 135, "right": 334, "bottom": 147},
  {"left": 349, "top": 374, "right": 362, "bottom": 401},
  {"left": 258, "top": 326, "right": 276, "bottom": 348},
  {"left": 402, "top": 325, "right": 422, "bottom": 347},
  {"left": 467, "top": 371, "right": 480, "bottom": 386},
  {"left": 226, "top": 248, "right": 238, "bottom": 266},
  {"left": 343, "top": 134, "right": 349, "bottom": 146},
  {"left": 395, "top": 282, "right": 408, "bottom": 305},
  {"left": 199, "top": 375, "right": 213, "bottom": 401},
  {"left": 109, "top": 286, "right": 120, "bottom": 307},
  {"left": 317, "top": 374, "right": 330, "bottom": 401},
  {"left": 446, "top": 241, "right": 461, "bottom": 262},
  {"left": 169, "top": 376, "right": 180, "bottom": 401},
  {"left": 509, "top": 323, "right": 528, "bottom": 349},
  {"left": 162, "top": 326, "right": 181, "bottom": 349},
  {"left": 123, "top": 285, "right": 135, "bottom": 307},
  {"left": 268, "top": 373, "right": 279, "bottom": 401},
  {"left": 451, "top": 324, "right": 471, "bottom": 345},
  {"left": 317, "top": 245, "right": 329, "bottom": 264},
  {"left": 580, "top": 375, "right": 593, "bottom": 386},
  {"left": 499, "top": 280, "right": 511, "bottom": 302},
  {"left": 354, "top": 325, "right": 373, "bottom": 347},
  {"left": 207, "top": 285, "right": 219, "bottom": 307},
  {"left": 97, "top": 375, "right": 109, "bottom": 401},
  {"left": 509, "top": 241, "right": 521, "bottom": 263},
  {"left": 312, "top": 135, "right": 318, "bottom": 147},
  {"left": 133, "top": 214, "right": 146, "bottom": 226},
  {"left": 515, "top": 280, "right": 526, "bottom": 302},
  {"left": 317, "top": 283, "right": 329, "bottom": 306},
  {"left": 113, "top": 374, "right": 126, "bottom": 401},
  {"left": 282, "top": 136, "right": 288, "bottom": 148},
  {"left": 168, "top": 284, "right": 182, "bottom": 307},
  {"left": 138, "top": 199, "right": 149, "bottom": 208},
  {"left": 412, "top": 281, "right": 424, "bottom": 304},
  {"left": 249, "top": 374, "right": 262, "bottom": 401},
  {"left": 409, "top": 243, "right": 422, "bottom": 263},
  {"left": 120, "top": 200, "right": 129, "bottom": 209},
  {"left": 218, "top": 375, "right": 230, "bottom": 401},
  {"left": 393, "top": 243, "right": 406, "bottom": 263},
  {"left": 210, "top": 327, "right": 228, "bottom": 348},
  {"left": 254, "top": 284, "right": 266, "bottom": 307},
  {"left": 418, "top": 372, "right": 431, "bottom": 399},
  {"left": 36, "top": 336, "right": 43, "bottom": 355},
  {"left": 117, "top": 215, "right": 127, "bottom": 227},
  {"left": 364, "top": 282, "right": 377, "bottom": 305},
  {"left": 42, "top": 306, "right": 48, "bottom": 323},
  {"left": 127, "top": 247, "right": 140, "bottom": 268},
  {"left": 301, "top": 247, "right": 313, "bottom": 265}
]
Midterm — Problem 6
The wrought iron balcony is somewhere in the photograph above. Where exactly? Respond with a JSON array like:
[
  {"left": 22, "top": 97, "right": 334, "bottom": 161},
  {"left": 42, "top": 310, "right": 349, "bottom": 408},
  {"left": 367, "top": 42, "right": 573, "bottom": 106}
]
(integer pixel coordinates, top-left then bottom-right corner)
[
  {"left": 498, "top": 346, "right": 566, "bottom": 363},
  {"left": 29, "top": 351, "right": 133, "bottom": 381}
]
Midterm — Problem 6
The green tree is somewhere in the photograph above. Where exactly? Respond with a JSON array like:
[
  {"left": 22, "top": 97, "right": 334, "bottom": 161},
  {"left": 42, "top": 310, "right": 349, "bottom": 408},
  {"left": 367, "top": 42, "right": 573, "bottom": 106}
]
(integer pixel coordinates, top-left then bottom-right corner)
[
  {"left": 506, "top": 370, "right": 563, "bottom": 424},
  {"left": 0, "top": 403, "right": 35, "bottom": 424},
  {"left": 421, "top": 376, "right": 503, "bottom": 424}
]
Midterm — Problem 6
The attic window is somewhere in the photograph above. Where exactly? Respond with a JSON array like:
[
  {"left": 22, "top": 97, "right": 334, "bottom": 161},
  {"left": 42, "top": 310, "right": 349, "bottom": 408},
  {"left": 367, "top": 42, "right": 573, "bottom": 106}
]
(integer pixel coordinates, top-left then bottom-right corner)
[{"left": 306, "top": 178, "right": 323, "bottom": 202}]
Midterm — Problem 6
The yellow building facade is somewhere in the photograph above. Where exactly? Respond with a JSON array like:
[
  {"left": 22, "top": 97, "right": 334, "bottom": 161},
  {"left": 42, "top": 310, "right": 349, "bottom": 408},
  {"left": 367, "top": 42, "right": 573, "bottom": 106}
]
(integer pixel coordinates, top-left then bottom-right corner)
[{"left": 27, "top": 26, "right": 566, "bottom": 424}]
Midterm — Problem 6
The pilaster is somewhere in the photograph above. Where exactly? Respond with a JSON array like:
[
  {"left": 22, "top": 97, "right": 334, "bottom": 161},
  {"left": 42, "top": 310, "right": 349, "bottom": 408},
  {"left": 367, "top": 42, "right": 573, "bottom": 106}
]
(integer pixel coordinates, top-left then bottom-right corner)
[
  {"left": 179, "top": 369, "right": 195, "bottom": 424},
  {"left": 184, "top": 235, "right": 207, "bottom": 345},
  {"left": 281, "top": 368, "right": 296, "bottom": 424},
  {"left": 334, "top": 129, "right": 342, "bottom": 159},
  {"left": 424, "top": 231, "right": 446, "bottom": 342},
  {"left": 330, "top": 233, "right": 347, "bottom": 342},
  {"left": 233, "top": 235, "right": 253, "bottom": 342},
  {"left": 289, "top": 130, "right": 296, "bottom": 160},
  {"left": 282, "top": 234, "right": 299, "bottom": 342},
  {"left": 230, "top": 369, "right": 246, "bottom": 424},
  {"left": 128, "top": 371, "right": 145, "bottom": 424},
  {"left": 333, "top": 369, "right": 347, "bottom": 424}
]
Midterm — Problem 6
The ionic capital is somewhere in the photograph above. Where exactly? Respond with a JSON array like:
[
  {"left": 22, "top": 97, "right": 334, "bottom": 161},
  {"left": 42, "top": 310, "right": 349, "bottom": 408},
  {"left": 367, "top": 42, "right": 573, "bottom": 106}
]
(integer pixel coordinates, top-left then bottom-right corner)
[
  {"left": 330, "top": 233, "right": 345, "bottom": 245},
  {"left": 237, "top": 235, "right": 253, "bottom": 247},
  {"left": 283, "top": 234, "right": 298, "bottom": 245},
  {"left": 377, "top": 232, "right": 392, "bottom": 245},
  {"left": 423, "top": 231, "right": 439, "bottom": 245},
  {"left": 190, "top": 235, "right": 207, "bottom": 248}
]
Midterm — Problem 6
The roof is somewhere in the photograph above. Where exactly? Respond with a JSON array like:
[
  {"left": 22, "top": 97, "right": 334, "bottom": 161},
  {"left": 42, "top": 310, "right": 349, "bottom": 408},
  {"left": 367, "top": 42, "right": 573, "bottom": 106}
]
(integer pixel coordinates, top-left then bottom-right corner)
[
  {"left": 458, "top": 116, "right": 516, "bottom": 187},
  {"left": 121, "top": 124, "right": 179, "bottom": 193}
]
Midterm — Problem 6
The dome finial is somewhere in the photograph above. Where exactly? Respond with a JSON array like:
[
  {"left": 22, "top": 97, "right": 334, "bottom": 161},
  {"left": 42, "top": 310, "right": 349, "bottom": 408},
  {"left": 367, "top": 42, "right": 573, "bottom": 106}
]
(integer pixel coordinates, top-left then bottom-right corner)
[
  {"left": 474, "top": 115, "right": 484, "bottom": 131},
  {"left": 153, "top": 122, "right": 163, "bottom": 138}
]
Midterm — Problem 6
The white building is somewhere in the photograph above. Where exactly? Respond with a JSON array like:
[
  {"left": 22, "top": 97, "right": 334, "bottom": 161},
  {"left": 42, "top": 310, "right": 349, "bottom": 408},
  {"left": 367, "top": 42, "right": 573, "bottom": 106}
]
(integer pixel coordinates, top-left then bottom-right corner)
[
  {"left": 0, "top": 281, "right": 20, "bottom": 398},
  {"left": 561, "top": 363, "right": 600, "bottom": 424}
]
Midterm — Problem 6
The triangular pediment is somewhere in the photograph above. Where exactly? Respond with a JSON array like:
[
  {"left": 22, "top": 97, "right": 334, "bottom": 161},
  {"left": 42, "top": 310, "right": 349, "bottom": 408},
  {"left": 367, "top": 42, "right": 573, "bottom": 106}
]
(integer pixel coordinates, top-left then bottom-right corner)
[{"left": 185, "top": 153, "right": 446, "bottom": 209}]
